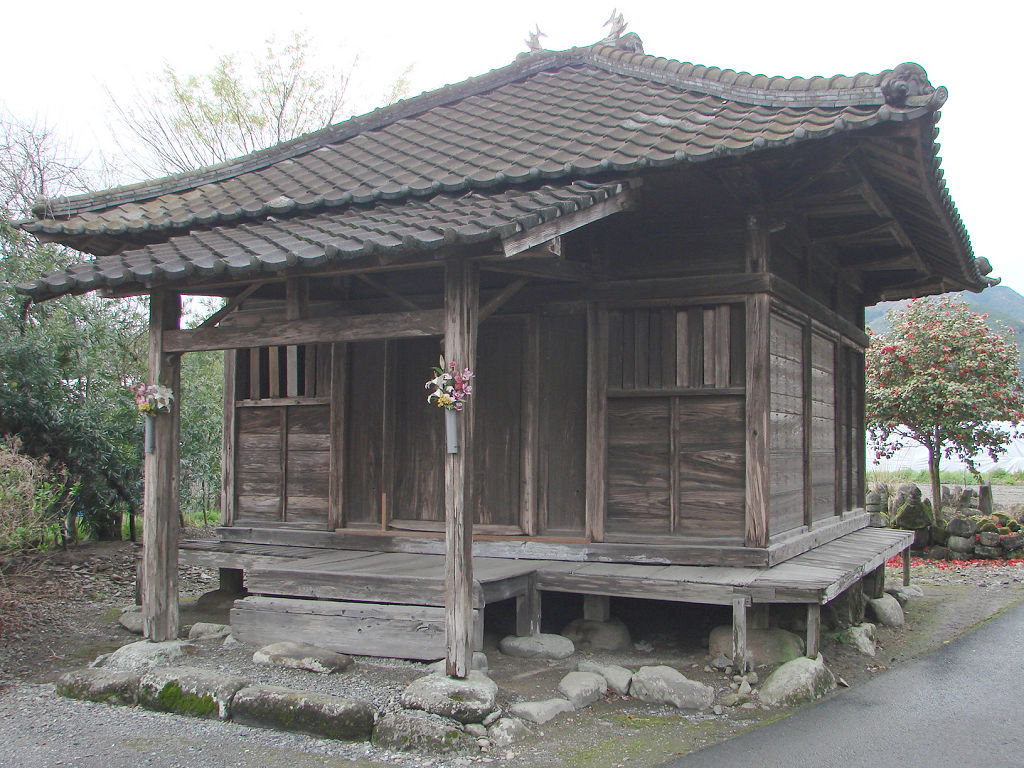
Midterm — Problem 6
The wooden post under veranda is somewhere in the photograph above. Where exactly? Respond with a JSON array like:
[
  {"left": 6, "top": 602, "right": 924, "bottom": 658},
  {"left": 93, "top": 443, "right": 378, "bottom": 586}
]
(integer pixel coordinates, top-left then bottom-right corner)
[
  {"left": 142, "top": 291, "right": 182, "bottom": 642},
  {"left": 444, "top": 258, "right": 479, "bottom": 678}
]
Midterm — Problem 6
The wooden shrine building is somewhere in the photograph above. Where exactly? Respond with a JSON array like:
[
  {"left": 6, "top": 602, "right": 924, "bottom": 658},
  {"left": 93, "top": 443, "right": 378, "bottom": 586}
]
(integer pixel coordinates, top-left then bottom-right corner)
[{"left": 18, "top": 31, "right": 992, "bottom": 675}]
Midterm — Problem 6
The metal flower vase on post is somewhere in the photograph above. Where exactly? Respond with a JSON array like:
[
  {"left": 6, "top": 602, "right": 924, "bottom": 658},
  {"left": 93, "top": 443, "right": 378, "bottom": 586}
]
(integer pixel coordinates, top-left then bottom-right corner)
[
  {"left": 132, "top": 384, "right": 174, "bottom": 453},
  {"left": 425, "top": 356, "right": 474, "bottom": 454}
]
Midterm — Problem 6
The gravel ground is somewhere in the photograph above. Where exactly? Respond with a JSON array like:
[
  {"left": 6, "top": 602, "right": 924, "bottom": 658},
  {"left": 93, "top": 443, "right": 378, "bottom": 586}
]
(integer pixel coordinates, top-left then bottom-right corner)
[{"left": 2, "top": 536, "right": 1024, "bottom": 768}]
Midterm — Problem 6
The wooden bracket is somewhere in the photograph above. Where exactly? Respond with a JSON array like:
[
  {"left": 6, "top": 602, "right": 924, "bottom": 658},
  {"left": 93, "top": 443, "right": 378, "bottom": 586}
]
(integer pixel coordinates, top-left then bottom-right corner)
[{"left": 500, "top": 187, "right": 635, "bottom": 258}]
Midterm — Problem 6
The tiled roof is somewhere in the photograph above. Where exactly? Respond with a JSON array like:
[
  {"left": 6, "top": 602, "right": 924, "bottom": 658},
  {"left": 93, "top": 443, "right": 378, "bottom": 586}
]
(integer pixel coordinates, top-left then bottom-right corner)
[
  {"left": 19, "top": 182, "right": 624, "bottom": 299},
  {"left": 19, "top": 37, "right": 976, "bottom": 297},
  {"left": 24, "top": 46, "right": 945, "bottom": 244}
]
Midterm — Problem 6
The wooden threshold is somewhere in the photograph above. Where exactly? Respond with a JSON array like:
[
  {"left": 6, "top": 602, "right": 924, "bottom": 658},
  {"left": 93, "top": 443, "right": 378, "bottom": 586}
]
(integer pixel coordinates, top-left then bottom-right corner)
[{"left": 218, "top": 526, "right": 771, "bottom": 566}]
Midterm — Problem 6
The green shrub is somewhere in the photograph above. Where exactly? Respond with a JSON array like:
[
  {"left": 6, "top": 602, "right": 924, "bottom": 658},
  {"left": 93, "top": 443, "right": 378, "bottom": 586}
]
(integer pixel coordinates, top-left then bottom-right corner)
[{"left": 0, "top": 437, "right": 78, "bottom": 552}]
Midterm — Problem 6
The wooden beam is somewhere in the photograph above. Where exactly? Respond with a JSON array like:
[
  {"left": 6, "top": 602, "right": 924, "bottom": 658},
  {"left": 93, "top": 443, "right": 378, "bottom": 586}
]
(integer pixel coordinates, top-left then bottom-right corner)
[
  {"left": 143, "top": 290, "right": 181, "bottom": 642},
  {"left": 585, "top": 305, "right": 608, "bottom": 543},
  {"left": 355, "top": 273, "right": 421, "bottom": 311},
  {"left": 501, "top": 189, "right": 634, "bottom": 257},
  {"left": 444, "top": 258, "right": 479, "bottom": 679},
  {"left": 479, "top": 279, "right": 528, "bottom": 323},
  {"left": 592, "top": 273, "right": 772, "bottom": 305},
  {"left": 199, "top": 282, "right": 263, "bottom": 328},
  {"left": 840, "top": 249, "right": 921, "bottom": 272},
  {"left": 769, "top": 276, "right": 870, "bottom": 348},
  {"left": 744, "top": 290, "right": 770, "bottom": 548},
  {"left": 773, "top": 143, "right": 859, "bottom": 202},
  {"left": 483, "top": 257, "right": 591, "bottom": 283},
  {"left": 810, "top": 219, "right": 896, "bottom": 245},
  {"left": 163, "top": 309, "right": 445, "bottom": 352}
]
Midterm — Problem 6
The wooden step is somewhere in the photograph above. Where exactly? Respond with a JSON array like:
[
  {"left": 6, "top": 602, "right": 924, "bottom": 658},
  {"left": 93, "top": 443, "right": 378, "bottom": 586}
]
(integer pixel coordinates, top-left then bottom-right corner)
[
  {"left": 245, "top": 567, "right": 484, "bottom": 608},
  {"left": 230, "top": 595, "right": 482, "bottom": 661}
]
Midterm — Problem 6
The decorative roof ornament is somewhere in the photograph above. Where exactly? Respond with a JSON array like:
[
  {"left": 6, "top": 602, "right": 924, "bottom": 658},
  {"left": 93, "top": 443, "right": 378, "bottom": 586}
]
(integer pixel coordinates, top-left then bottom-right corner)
[
  {"left": 599, "top": 9, "right": 644, "bottom": 53},
  {"left": 881, "top": 62, "right": 946, "bottom": 108},
  {"left": 525, "top": 25, "right": 546, "bottom": 53},
  {"left": 602, "top": 9, "right": 628, "bottom": 41}
]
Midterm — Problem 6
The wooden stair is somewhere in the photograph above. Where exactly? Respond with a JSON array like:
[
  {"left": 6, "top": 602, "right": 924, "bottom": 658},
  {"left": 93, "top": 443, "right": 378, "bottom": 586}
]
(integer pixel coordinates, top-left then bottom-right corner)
[{"left": 230, "top": 550, "right": 535, "bottom": 660}]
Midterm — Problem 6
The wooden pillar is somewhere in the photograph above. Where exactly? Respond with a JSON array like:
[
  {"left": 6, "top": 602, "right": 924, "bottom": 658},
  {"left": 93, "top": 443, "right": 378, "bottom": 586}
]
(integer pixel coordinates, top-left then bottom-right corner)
[
  {"left": 328, "top": 342, "right": 348, "bottom": 531},
  {"left": 806, "top": 603, "right": 821, "bottom": 658},
  {"left": 143, "top": 290, "right": 181, "bottom": 642},
  {"left": 903, "top": 549, "right": 911, "bottom": 587},
  {"left": 744, "top": 290, "right": 770, "bottom": 547},
  {"left": 220, "top": 350, "right": 237, "bottom": 526},
  {"left": 444, "top": 258, "right": 479, "bottom": 679},
  {"left": 731, "top": 596, "right": 749, "bottom": 671},
  {"left": 585, "top": 305, "right": 608, "bottom": 542},
  {"left": 863, "top": 565, "right": 885, "bottom": 599},
  {"left": 516, "top": 575, "right": 541, "bottom": 636},
  {"left": 218, "top": 567, "right": 244, "bottom": 594},
  {"left": 583, "top": 595, "right": 611, "bottom": 623}
]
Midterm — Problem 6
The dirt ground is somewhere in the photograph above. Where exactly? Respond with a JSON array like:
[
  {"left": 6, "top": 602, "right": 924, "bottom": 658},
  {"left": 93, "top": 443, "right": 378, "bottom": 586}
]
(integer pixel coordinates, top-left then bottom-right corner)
[{"left": 2, "top": 536, "right": 1023, "bottom": 768}]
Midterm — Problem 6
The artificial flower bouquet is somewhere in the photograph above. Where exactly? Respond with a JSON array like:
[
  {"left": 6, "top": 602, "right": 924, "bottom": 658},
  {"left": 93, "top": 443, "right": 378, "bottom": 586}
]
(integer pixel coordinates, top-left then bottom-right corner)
[{"left": 425, "top": 357, "right": 474, "bottom": 411}]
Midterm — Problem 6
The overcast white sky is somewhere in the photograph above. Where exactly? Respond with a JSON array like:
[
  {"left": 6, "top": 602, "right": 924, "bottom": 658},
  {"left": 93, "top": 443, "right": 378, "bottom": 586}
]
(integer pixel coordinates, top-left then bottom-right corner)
[{"left": 3, "top": 0, "right": 1020, "bottom": 289}]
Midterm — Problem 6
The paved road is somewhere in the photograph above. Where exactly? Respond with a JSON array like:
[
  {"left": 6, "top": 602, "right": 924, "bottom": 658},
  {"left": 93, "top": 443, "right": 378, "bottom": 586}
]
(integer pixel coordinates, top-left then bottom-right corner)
[{"left": 662, "top": 601, "right": 1024, "bottom": 768}]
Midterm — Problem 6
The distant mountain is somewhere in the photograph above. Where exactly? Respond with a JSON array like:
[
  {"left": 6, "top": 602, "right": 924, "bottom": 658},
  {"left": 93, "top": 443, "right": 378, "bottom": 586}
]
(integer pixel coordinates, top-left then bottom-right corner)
[{"left": 865, "top": 285, "right": 1024, "bottom": 368}]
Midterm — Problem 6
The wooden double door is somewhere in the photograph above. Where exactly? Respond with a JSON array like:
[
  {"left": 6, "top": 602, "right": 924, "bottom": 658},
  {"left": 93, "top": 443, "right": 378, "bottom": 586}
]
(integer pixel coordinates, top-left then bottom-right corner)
[{"left": 232, "top": 319, "right": 529, "bottom": 533}]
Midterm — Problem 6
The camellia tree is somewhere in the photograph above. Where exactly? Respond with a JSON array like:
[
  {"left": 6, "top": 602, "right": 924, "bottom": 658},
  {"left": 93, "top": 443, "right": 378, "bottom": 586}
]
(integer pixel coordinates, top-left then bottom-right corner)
[{"left": 867, "top": 296, "right": 1024, "bottom": 518}]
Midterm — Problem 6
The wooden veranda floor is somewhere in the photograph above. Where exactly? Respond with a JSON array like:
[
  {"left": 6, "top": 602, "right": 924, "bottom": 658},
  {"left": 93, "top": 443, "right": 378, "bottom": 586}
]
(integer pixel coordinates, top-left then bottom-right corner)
[
  {"left": 180, "top": 527, "right": 912, "bottom": 661},
  {"left": 181, "top": 526, "right": 912, "bottom": 609}
]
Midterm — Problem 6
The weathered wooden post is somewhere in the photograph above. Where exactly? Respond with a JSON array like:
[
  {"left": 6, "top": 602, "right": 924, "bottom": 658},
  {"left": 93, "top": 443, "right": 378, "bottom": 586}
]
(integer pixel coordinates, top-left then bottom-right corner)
[
  {"left": 143, "top": 290, "right": 182, "bottom": 641},
  {"left": 444, "top": 258, "right": 478, "bottom": 678}
]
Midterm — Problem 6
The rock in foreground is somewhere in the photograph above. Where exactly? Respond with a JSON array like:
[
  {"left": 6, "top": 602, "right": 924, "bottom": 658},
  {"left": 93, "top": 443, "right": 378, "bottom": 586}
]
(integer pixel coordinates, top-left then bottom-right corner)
[
  {"left": 557, "top": 671, "right": 606, "bottom": 708},
  {"left": 629, "top": 666, "right": 714, "bottom": 710},
  {"left": 253, "top": 641, "right": 353, "bottom": 674},
  {"left": 509, "top": 698, "right": 574, "bottom": 724},
  {"left": 103, "top": 640, "right": 197, "bottom": 673},
  {"left": 759, "top": 654, "right": 836, "bottom": 707},
  {"left": 56, "top": 669, "right": 139, "bottom": 705},
  {"left": 401, "top": 671, "right": 497, "bottom": 724},
  {"left": 561, "top": 618, "right": 631, "bottom": 651},
  {"left": 372, "top": 710, "right": 476, "bottom": 755},
  {"left": 139, "top": 666, "right": 249, "bottom": 720},
  {"left": 499, "top": 633, "right": 575, "bottom": 659},
  {"left": 232, "top": 685, "right": 375, "bottom": 740},
  {"left": 708, "top": 626, "right": 804, "bottom": 665},
  {"left": 867, "top": 594, "right": 905, "bottom": 627}
]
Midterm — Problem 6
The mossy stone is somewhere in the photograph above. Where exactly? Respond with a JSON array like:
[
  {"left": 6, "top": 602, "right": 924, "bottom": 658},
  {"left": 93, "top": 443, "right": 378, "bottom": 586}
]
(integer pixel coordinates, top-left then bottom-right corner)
[
  {"left": 153, "top": 682, "right": 218, "bottom": 717},
  {"left": 231, "top": 685, "right": 375, "bottom": 741}
]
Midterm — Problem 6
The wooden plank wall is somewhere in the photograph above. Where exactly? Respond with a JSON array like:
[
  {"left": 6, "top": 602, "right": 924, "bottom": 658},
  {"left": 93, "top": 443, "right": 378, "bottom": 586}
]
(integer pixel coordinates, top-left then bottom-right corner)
[
  {"left": 235, "top": 407, "right": 285, "bottom": 524},
  {"left": 770, "top": 305, "right": 861, "bottom": 540},
  {"left": 810, "top": 333, "right": 837, "bottom": 521},
  {"left": 285, "top": 406, "right": 331, "bottom": 526},
  {"left": 605, "top": 304, "right": 745, "bottom": 542},
  {"left": 769, "top": 314, "right": 805, "bottom": 535},
  {"left": 538, "top": 313, "right": 587, "bottom": 535}
]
